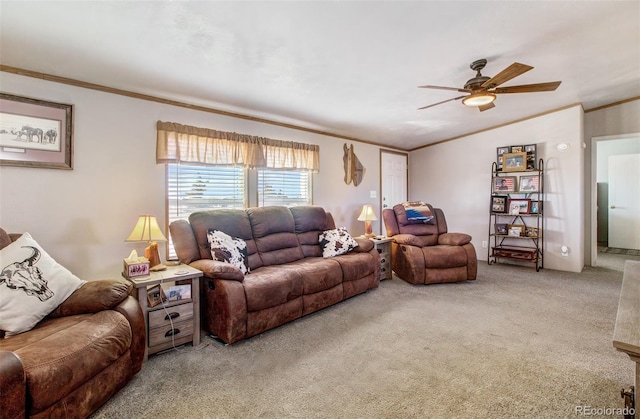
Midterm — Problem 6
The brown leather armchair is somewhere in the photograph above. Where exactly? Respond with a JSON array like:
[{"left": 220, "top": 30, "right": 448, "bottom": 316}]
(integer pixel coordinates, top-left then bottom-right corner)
[
  {"left": 0, "top": 229, "right": 145, "bottom": 418},
  {"left": 383, "top": 204, "right": 477, "bottom": 285}
]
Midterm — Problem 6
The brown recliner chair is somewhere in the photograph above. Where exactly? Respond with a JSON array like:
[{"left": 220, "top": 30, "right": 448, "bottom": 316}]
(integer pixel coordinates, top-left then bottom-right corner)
[{"left": 383, "top": 203, "right": 477, "bottom": 285}]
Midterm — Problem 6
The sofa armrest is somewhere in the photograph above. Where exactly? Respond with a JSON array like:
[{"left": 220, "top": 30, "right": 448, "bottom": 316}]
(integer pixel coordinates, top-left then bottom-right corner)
[
  {"left": 114, "top": 296, "right": 146, "bottom": 372},
  {"left": 190, "top": 259, "right": 244, "bottom": 282},
  {"left": 48, "top": 279, "right": 133, "bottom": 318},
  {"left": 438, "top": 233, "right": 472, "bottom": 246},
  {"left": 0, "top": 351, "right": 25, "bottom": 419},
  {"left": 392, "top": 234, "right": 424, "bottom": 247},
  {"left": 352, "top": 237, "right": 374, "bottom": 253}
]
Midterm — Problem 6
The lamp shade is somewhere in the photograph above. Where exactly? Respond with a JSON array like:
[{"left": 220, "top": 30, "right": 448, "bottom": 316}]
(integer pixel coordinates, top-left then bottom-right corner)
[
  {"left": 462, "top": 92, "right": 496, "bottom": 107},
  {"left": 125, "top": 215, "right": 167, "bottom": 242},
  {"left": 357, "top": 205, "right": 377, "bottom": 221}
]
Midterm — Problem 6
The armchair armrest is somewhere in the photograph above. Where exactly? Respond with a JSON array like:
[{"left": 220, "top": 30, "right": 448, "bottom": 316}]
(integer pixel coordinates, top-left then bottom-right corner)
[
  {"left": 114, "top": 296, "right": 146, "bottom": 373},
  {"left": 392, "top": 234, "right": 424, "bottom": 247},
  {"left": 352, "top": 237, "right": 374, "bottom": 252},
  {"left": 48, "top": 279, "right": 133, "bottom": 318},
  {"left": 438, "top": 233, "right": 472, "bottom": 246},
  {"left": 190, "top": 259, "right": 244, "bottom": 282},
  {"left": 0, "top": 351, "right": 25, "bottom": 419}
]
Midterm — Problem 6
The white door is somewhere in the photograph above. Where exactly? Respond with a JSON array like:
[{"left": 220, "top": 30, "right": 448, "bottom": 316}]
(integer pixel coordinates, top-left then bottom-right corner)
[
  {"left": 381, "top": 151, "right": 408, "bottom": 235},
  {"left": 608, "top": 153, "right": 640, "bottom": 250}
]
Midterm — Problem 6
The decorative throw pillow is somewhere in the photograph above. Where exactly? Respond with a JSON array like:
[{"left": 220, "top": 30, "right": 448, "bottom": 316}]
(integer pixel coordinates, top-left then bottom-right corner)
[
  {"left": 207, "top": 230, "right": 250, "bottom": 275},
  {"left": 397, "top": 201, "right": 435, "bottom": 224},
  {"left": 0, "top": 233, "right": 86, "bottom": 337},
  {"left": 319, "top": 227, "right": 359, "bottom": 258}
]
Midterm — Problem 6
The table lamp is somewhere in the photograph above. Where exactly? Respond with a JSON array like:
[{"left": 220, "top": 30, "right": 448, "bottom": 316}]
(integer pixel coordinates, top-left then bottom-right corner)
[
  {"left": 125, "top": 215, "right": 167, "bottom": 271},
  {"left": 357, "top": 204, "right": 377, "bottom": 238}
]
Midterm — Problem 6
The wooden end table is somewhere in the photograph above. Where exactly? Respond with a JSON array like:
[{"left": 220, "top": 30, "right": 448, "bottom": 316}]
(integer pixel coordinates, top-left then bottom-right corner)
[{"left": 368, "top": 237, "right": 393, "bottom": 280}]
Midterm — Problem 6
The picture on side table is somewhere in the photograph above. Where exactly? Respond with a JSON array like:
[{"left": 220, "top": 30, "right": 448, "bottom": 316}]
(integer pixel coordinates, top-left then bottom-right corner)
[
  {"left": 492, "top": 176, "right": 517, "bottom": 193},
  {"left": 147, "top": 284, "right": 167, "bottom": 308}
]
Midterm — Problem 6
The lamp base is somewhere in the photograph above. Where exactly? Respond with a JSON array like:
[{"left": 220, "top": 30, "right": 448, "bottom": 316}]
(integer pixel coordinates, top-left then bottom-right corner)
[{"left": 145, "top": 241, "right": 164, "bottom": 270}]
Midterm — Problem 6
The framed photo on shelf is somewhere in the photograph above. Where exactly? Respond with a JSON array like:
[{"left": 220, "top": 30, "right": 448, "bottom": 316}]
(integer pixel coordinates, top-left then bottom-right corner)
[
  {"left": 518, "top": 175, "right": 539, "bottom": 193},
  {"left": 530, "top": 201, "right": 543, "bottom": 214},
  {"left": 508, "top": 224, "right": 525, "bottom": 237},
  {"left": 495, "top": 223, "right": 508, "bottom": 235},
  {"left": 502, "top": 152, "right": 527, "bottom": 172},
  {"left": 525, "top": 226, "right": 539, "bottom": 238},
  {"left": 491, "top": 195, "right": 508, "bottom": 213},
  {"left": 496, "top": 146, "right": 510, "bottom": 171},
  {"left": 524, "top": 144, "right": 537, "bottom": 169},
  {"left": 510, "top": 145, "right": 524, "bottom": 153},
  {"left": 147, "top": 284, "right": 167, "bottom": 308},
  {"left": 0, "top": 93, "right": 73, "bottom": 170},
  {"left": 507, "top": 198, "right": 531, "bottom": 215},
  {"left": 492, "top": 176, "right": 517, "bottom": 193}
]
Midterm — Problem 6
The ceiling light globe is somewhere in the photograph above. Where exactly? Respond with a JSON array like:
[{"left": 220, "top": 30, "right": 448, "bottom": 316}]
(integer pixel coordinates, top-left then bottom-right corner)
[{"left": 462, "top": 93, "right": 496, "bottom": 107}]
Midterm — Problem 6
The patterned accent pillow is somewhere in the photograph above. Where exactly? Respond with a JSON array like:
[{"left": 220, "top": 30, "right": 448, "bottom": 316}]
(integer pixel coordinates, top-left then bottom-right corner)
[
  {"left": 319, "top": 227, "right": 359, "bottom": 258},
  {"left": 0, "top": 233, "right": 86, "bottom": 337},
  {"left": 207, "top": 230, "right": 250, "bottom": 275}
]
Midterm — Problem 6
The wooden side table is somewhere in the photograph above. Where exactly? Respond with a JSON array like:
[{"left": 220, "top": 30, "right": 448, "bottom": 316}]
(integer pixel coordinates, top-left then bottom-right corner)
[
  {"left": 369, "top": 237, "right": 393, "bottom": 280},
  {"left": 124, "top": 264, "right": 202, "bottom": 361}
]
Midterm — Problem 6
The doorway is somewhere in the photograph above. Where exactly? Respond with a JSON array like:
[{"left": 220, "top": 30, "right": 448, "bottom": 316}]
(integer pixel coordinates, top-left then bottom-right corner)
[{"left": 380, "top": 150, "right": 408, "bottom": 236}]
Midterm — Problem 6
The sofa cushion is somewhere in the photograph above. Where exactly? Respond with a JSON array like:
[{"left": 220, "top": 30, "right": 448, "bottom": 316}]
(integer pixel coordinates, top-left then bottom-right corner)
[
  {"left": 423, "top": 245, "right": 468, "bottom": 269},
  {"left": 280, "top": 257, "right": 343, "bottom": 294},
  {"left": 242, "top": 266, "right": 303, "bottom": 312},
  {"left": 319, "top": 227, "right": 359, "bottom": 257},
  {"left": 0, "top": 233, "right": 86, "bottom": 337},
  {"left": 333, "top": 251, "right": 377, "bottom": 281},
  {"left": 248, "top": 207, "right": 304, "bottom": 266},
  {"left": 207, "top": 230, "right": 250, "bottom": 274}
]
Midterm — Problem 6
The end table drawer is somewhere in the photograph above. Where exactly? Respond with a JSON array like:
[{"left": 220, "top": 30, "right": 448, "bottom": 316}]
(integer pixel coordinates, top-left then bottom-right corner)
[
  {"left": 148, "top": 302, "right": 193, "bottom": 329},
  {"left": 149, "top": 320, "right": 194, "bottom": 347}
]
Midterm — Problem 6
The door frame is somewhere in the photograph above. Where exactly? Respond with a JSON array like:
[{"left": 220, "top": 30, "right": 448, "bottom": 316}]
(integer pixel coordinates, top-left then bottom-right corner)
[{"left": 380, "top": 149, "right": 408, "bottom": 235}]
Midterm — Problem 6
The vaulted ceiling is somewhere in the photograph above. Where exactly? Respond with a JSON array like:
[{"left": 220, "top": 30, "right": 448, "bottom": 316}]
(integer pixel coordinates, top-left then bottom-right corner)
[{"left": 1, "top": 1, "right": 638, "bottom": 150}]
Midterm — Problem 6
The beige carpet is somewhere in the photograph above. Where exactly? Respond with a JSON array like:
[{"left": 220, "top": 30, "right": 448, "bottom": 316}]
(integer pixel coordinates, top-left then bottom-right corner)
[{"left": 92, "top": 252, "right": 638, "bottom": 419}]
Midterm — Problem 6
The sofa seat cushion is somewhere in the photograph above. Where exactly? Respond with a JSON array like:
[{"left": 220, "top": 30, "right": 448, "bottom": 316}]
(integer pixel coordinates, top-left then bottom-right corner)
[
  {"left": 0, "top": 310, "right": 131, "bottom": 412},
  {"left": 243, "top": 266, "right": 304, "bottom": 312},
  {"left": 422, "top": 245, "right": 468, "bottom": 269},
  {"left": 333, "top": 252, "right": 376, "bottom": 281},
  {"left": 279, "top": 257, "right": 343, "bottom": 294}
]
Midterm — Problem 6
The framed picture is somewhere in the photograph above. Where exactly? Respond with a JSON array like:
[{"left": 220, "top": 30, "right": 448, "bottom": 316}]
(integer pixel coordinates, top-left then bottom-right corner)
[
  {"left": 525, "top": 226, "right": 539, "bottom": 238},
  {"left": 518, "top": 175, "right": 540, "bottom": 193},
  {"left": 510, "top": 145, "right": 524, "bottom": 153},
  {"left": 147, "top": 284, "right": 167, "bottom": 308},
  {"left": 0, "top": 93, "right": 73, "bottom": 169},
  {"left": 530, "top": 201, "right": 543, "bottom": 214},
  {"left": 492, "top": 176, "right": 517, "bottom": 193},
  {"left": 168, "top": 284, "right": 191, "bottom": 301},
  {"left": 495, "top": 223, "right": 508, "bottom": 235},
  {"left": 496, "top": 146, "right": 510, "bottom": 171},
  {"left": 491, "top": 195, "right": 508, "bottom": 213},
  {"left": 507, "top": 198, "right": 531, "bottom": 215},
  {"left": 524, "top": 144, "right": 537, "bottom": 170},
  {"left": 508, "top": 224, "right": 525, "bottom": 237},
  {"left": 502, "top": 152, "right": 527, "bottom": 172}
]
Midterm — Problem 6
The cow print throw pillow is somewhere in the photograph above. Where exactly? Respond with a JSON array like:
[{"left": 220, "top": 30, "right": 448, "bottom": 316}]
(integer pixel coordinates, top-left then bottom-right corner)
[
  {"left": 207, "top": 230, "right": 250, "bottom": 275},
  {"left": 319, "top": 227, "right": 359, "bottom": 258},
  {"left": 0, "top": 233, "right": 86, "bottom": 337}
]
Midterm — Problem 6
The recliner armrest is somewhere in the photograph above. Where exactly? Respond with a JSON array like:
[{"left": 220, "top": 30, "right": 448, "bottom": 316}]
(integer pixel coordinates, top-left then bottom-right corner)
[
  {"left": 190, "top": 259, "right": 244, "bottom": 282},
  {"left": 0, "top": 351, "right": 26, "bottom": 419},
  {"left": 352, "top": 237, "right": 374, "bottom": 252},
  {"left": 48, "top": 279, "right": 133, "bottom": 318},
  {"left": 438, "top": 233, "right": 472, "bottom": 246},
  {"left": 392, "top": 234, "right": 424, "bottom": 247}
]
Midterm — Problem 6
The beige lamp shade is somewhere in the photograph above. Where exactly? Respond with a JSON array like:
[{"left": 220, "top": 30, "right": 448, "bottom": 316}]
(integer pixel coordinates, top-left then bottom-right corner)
[
  {"left": 357, "top": 205, "right": 377, "bottom": 238},
  {"left": 125, "top": 215, "right": 167, "bottom": 243}
]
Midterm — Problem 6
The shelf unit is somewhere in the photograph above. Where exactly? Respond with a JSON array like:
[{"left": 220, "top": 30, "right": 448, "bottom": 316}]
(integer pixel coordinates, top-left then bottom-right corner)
[{"left": 488, "top": 159, "right": 544, "bottom": 271}]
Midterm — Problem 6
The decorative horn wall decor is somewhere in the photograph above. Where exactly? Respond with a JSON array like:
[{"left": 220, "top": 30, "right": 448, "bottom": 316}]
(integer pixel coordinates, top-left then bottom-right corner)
[{"left": 343, "top": 143, "right": 365, "bottom": 186}]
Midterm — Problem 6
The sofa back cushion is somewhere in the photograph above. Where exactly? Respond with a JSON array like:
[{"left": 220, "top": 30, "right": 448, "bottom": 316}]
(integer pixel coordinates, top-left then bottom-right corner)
[
  {"left": 247, "top": 206, "right": 304, "bottom": 266},
  {"left": 290, "top": 206, "right": 334, "bottom": 257}
]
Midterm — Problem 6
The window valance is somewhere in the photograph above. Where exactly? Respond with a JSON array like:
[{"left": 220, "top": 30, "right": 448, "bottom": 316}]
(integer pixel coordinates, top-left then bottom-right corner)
[{"left": 156, "top": 121, "right": 319, "bottom": 172}]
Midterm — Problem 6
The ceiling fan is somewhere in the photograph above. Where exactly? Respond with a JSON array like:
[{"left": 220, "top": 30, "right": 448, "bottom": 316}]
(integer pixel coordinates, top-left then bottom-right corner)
[{"left": 418, "top": 59, "right": 561, "bottom": 112}]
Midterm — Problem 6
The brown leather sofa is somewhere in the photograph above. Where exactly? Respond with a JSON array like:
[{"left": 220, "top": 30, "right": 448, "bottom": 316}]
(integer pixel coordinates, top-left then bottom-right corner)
[
  {"left": 0, "top": 230, "right": 145, "bottom": 419},
  {"left": 170, "top": 205, "right": 380, "bottom": 344},
  {"left": 383, "top": 204, "right": 477, "bottom": 285}
]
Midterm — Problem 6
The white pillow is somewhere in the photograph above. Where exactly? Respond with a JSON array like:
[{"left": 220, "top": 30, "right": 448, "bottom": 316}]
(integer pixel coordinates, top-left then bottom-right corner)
[
  {"left": 319, "top": 227, "right": 359, "bottom": 258},
  {"left": 0, "top": 233, "right": 86, "bottom": 337},
  {"left": 207, "top": 230, "right": 250, "bottom": 275}
]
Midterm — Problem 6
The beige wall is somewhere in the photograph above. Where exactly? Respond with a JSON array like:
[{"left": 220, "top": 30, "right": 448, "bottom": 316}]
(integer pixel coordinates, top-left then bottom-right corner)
[
  {"left": 0, "top": 72, "right": 393, "bottom": 279},
  {"left": 409, "top": 105, "right": 585, "bottom": 272}
]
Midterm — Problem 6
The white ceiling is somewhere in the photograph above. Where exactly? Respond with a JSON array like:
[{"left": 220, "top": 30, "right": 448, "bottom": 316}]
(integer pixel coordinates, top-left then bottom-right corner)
[{"left": 1, "top": 1, "right": 639, "bottom": 150}]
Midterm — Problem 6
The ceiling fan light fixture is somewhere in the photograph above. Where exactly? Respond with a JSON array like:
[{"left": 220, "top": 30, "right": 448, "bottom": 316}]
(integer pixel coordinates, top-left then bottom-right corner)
[{"left": 462, "top": 92, "right": 496, "bottom": 107}]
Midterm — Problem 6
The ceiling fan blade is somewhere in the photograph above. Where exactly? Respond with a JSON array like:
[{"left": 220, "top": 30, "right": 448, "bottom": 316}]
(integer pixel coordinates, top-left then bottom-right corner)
[
  {"left": 493, "top": 81, "right": 562, "bottom": 94},
  {"left": 418, "top": 85, "right": 471, "bottom": 93},
  {"left": 481, "top": 62, "right": 533, "bottom": 89},
  {"left": 478, "top": 102, "right": 495, "bottom": 112},
  {"left": 418, "top": 95, "right": 466, "bottom": 110}
]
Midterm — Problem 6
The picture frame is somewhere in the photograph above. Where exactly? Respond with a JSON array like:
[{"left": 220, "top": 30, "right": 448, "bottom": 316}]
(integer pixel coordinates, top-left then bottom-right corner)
[
  {"left": 525, "top": 226, "right": 540, "bottom": 238},
  {"left": 491, "top": 195, "right": 508, "bottom": 213},
  {"left": 510, "top": 145, "right": 524, "bottom": 153},
  {"left": 495, "top": 223, "right": 508, "bottom": 235},
  {"left": 530, "top": 200, "right": 543, "bottom": 214},
  {"left": 0, "top": 93, "right": 73, "bottom": 169},
  {"left": 492, "top": 176, "right": 517, "bottom": 193},
  {"left": 518, "top": 175, "right": 540, "bottom": 193},
  {"left": 507, "top": 198, "right": 531, "bottom": 215},
  {"left": 168, "top": 284, "right": 191, "bottom": 301},
  {"left": 147, "top": 284, "right": 167, "bottom": 308},
  {"left": 496, "top": 146, "right": 510, "bottom": 171},
  {"left": 524, "top": 144, "right": 537, "bottom": 170},
  {"left": 502, "top": 152, "right": 527, "bottom": 172},
  {"left": 508, "top": 224, "right": 525, "bottom": 237}
]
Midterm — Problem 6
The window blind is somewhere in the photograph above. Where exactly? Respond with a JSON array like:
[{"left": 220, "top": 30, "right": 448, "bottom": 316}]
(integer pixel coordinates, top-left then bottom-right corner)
[{"left": 258, "top": 169, "right": 311, "bottom": 207}]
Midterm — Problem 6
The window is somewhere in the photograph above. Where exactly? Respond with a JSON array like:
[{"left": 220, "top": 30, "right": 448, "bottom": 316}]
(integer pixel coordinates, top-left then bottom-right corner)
[
  {"left": 258, "top": 169, "right": 311, "bottom": 207},
  {"left": 166, "top": 163, "right": 245, "bottom": 258}
]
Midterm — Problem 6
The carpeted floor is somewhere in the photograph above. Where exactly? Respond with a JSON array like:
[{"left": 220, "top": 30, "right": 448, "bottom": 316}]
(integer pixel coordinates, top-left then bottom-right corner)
[
  {"left": 92, "top": 252, "right": 639, "bottom": 419},
  {"left": 601, "top": 247, "right": 640, "bottom": 256}
]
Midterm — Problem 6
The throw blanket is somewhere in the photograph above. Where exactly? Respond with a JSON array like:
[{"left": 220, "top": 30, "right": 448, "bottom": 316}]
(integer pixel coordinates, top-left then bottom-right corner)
[{"left": 401, "top": 201, "right": 434, "bottom": 224}]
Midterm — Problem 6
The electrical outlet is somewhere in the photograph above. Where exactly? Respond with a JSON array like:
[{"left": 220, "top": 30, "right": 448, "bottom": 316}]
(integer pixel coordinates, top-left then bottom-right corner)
[{"left": 482, "top": 241, "right": 488, "bottom": 248}]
